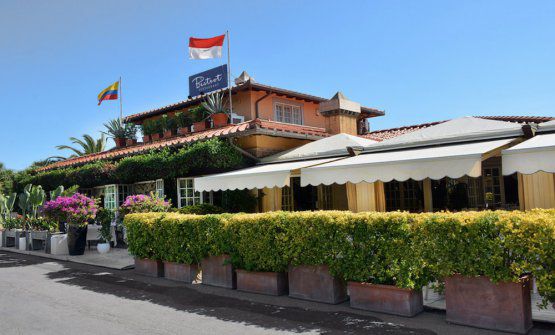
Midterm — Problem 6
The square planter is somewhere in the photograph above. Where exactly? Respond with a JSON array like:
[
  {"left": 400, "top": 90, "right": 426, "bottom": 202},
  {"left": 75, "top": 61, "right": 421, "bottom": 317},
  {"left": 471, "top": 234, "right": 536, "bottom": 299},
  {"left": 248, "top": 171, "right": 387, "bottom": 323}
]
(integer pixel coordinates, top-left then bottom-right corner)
[
  {"left": 445, "top": 274, "right": 532, "bottom": 334},
  {"left": 142, "top": 135, "right": 151, "bottom": 143},
  {"left": 163, "top": 261, "right": 199, "bottom": 283},
  {"left": 201, "top": 255, "right": 236, "bottom": 289},
  {"left": 15, "top": 231, "right": 27, "bottom": 250},
  {"left": 178, "top": 127, "right": 190, "bottom": 135},
  {"left": 348, "top": 282, "right": 423, "bottom": 317},
  {"left": 288, "top": 265, "right": 348, "bottom": 304},
  {"left": 163, "top": 130, "right": 175, "bottom": 138},
  {"left": 114, "top": 138, "right": 126, "bottom": 148},
  {"left": 135, "top": 258, "right": 164, "bottom": 277},
  {"left": 236, "top": 270, "right": 288, "bottom": 296},
  {"left": 193, "top": 121, "right": 208, "bottom": 132},
  {"left": 5, "top": 229, "right": 16, "bottom": 247},
  {"left": 151, "top": 133, "right": 162, "bottom": 141},
  {"left": 126, "top": 139, "right": 137, "bottom": 146},
  {"left": 29, "top": 230, "right": 49, "bottom": 251}
]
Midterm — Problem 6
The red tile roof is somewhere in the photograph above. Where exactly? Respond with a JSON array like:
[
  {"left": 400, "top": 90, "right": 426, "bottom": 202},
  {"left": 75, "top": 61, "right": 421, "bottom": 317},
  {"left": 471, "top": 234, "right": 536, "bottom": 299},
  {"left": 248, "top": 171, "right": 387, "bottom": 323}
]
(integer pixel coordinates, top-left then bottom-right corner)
[
  {"left": 362, "top": 116, "right": 554, "bottom": 141},
  {"left": 38, "top": 119, "right": 329, "bottom": 171},
  {"left": 124, "top": 80, "right": 384, "bottom": 123}
]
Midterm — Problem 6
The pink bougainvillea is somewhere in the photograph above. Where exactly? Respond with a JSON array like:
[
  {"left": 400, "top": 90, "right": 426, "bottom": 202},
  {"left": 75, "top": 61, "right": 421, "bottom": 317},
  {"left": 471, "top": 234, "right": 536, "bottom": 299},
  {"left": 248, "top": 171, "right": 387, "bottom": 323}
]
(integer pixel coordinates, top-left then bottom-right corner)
[{"left": 43, "top": 193, "right": 98, "bottom": 225}]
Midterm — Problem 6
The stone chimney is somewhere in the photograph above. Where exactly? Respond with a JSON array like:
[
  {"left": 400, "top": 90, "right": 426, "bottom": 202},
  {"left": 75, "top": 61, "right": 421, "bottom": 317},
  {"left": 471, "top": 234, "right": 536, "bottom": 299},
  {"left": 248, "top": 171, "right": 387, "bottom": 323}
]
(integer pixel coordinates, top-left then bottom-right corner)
[
  {"left": 235, "top": 71, "right": 255, "bottom": 85},
  {"left": 319, "top": 92, "right": 361, "bottom": 135}
]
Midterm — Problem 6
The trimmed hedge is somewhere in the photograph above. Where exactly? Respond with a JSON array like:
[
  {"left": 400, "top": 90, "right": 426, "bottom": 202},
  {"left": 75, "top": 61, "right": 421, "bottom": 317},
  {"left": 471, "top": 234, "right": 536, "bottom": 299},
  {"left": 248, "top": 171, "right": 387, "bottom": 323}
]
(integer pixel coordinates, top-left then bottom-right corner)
[
  {"left": 124, "top": 210, "right": 555, "bottom": 306},
  {"left": 18, "top": 139, "right": 247, "bottom": 192}
]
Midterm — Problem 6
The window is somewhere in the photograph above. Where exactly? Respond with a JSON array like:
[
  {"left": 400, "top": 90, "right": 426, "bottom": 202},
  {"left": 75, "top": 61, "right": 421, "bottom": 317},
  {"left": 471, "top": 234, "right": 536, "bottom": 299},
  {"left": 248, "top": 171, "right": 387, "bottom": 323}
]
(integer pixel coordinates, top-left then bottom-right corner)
[
  {"left": 281, "top": 186, "right": 294, "bottom": 211},
  {"left": 275, "top": 102, "right": 302, "bottom": 125},
  {"left": 384, "top": 180, "right": 424, "bottom": 212},
  {"left": 177, "top": 178, "right": 202, "bottom": 208},
  {"left": 104, "top": 185, "right": 117, "bottom": 210},
  {"left": 155, "top": 179, "right": 164, "bottom": 198}
]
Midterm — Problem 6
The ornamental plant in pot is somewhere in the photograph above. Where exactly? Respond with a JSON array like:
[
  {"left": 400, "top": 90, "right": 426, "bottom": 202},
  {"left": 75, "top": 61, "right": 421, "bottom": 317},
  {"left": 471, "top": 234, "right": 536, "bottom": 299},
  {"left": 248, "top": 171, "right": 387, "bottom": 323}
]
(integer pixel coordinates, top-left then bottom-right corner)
[
  {"left": 17, "top": 184, "right": 47, "bottom": 251},
  {"left": 151, "top": 118, "right": 164, "bottom": 141},
  {"left": 43, "top": 193, "right": 98, "bottom": 256},
  {"left": 95, "top": 208, "right": 114, "bottom": 254},
  {"left": 103, "top": 118, "right": 135, "bottom": 148},
  {"left": 337, "top": 212, "right": 430, "bottom": 317},
  {"left": 175, "top": 112, "right": 193, "bottom": 135},
  {"left": 190, "top": 105, "right": 209, "bottom": 132},
  {"left": 120, "top": 193, "right": 170, "bottom": 277},
  {"left": 202, "top": 92, "right": 229, "bottom": 128},
  {"left": 140, "top": 120, "right": 156, "bottom": 142},
  {"left": 160, "top": 115, "right": 177, "bottom": 138}
]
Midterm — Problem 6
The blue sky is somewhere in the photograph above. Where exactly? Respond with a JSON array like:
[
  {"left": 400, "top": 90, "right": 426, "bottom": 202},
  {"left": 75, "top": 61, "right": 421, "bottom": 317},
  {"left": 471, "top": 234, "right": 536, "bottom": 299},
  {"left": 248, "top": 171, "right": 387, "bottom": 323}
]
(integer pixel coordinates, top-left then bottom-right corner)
[{"left": 1, "top": 0, "right": 555, "bottom": 170}]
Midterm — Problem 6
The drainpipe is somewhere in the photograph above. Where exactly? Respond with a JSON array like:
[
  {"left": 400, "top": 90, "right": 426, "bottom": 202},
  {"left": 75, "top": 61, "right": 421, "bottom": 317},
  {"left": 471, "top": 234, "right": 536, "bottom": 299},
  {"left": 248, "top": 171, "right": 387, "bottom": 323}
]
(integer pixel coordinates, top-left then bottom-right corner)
[
  {"left": 228, "top": 138, "right": 260, "bottom": 162},
  {"left": 255, "top": 91, "right": 272, "bottom": 119}
]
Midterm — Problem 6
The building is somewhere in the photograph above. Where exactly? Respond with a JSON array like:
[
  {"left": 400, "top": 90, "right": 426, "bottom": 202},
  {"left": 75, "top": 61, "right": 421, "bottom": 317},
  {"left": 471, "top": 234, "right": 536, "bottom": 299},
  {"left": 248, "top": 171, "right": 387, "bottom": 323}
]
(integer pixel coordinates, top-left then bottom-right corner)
[{"left": 38, "top": 73, "right": 555, "bottom": 212}]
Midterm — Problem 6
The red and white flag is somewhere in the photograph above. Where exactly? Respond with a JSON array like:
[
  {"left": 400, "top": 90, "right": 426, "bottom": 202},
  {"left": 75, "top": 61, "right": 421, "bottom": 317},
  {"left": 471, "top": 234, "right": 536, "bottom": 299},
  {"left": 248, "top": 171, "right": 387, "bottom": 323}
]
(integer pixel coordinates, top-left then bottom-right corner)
[{"left": 189, "top": 34, "right": 225, "bottom": 59}]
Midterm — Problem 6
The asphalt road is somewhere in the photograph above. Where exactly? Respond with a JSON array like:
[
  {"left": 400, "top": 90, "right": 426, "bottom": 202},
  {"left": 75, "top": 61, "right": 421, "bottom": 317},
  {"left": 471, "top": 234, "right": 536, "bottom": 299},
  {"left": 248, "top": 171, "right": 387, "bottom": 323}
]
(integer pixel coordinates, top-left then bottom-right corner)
[{"left": 0, "top": 252, "right": 553, "bottom": 335}]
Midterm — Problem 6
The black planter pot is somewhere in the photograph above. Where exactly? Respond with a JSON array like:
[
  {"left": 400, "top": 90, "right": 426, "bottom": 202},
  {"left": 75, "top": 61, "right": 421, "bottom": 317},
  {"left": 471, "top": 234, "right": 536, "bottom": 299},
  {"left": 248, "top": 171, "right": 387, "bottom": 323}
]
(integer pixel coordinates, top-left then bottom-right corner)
[
  {"left": 58, "top": 222, "right": 67, "bottom": 233},
  {"left": 67, "top": 224, "right": 87, "bottom": 256}
]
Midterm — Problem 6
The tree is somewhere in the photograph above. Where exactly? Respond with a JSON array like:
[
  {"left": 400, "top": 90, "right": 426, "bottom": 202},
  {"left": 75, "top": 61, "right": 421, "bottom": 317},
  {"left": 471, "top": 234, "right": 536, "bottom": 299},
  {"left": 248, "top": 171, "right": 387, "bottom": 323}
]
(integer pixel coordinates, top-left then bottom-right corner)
[
  {"left": 53, "top": 134, "right": 107, "bottom": 160},
  {"left": 0, "top": 162, "right": 14, "bottom": 194}
]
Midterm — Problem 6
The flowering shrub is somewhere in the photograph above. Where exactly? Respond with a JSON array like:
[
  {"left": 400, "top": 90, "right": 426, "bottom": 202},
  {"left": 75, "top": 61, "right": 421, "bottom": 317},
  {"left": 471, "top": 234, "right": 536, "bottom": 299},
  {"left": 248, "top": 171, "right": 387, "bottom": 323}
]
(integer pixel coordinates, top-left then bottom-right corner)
[
  {"left": 42, "top": 193, "right": 98, "bottom": 226},
  {"left": 119, "top": 193, "right": 170, "bottom": 217}
]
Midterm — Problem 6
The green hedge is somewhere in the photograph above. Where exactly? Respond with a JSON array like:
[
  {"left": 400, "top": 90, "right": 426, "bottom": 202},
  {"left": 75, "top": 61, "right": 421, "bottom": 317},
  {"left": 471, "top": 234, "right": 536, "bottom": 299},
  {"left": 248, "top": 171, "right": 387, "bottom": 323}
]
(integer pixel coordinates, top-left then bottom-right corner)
[
  {"left": 18, "top": 139, "right": 247, "bottom": 192},
  {"left": 124, "top": 210, "right": 555, "bottom": 306}
]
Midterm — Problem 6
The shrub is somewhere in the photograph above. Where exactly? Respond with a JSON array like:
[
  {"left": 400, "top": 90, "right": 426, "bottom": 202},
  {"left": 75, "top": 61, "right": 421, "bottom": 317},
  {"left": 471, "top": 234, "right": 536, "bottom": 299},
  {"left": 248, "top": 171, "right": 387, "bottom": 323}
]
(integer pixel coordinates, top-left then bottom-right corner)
[
  {"left": 123, "top": 210, "right": 555, "bottom": 307},
  {"left": 119, "top": 193, "right": 171, "bottom": 217},
  {"left": 43, "top": 193, "right": 98, "bottom": 226},
  {"left": 179, "top": 204, "right": 225, "bottom": 215}
]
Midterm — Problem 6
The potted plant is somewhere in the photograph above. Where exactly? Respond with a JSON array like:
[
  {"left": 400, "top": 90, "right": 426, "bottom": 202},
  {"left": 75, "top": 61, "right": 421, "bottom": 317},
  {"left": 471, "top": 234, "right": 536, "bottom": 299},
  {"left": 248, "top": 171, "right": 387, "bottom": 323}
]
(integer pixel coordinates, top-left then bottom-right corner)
[
  {"left": 43, "top": 193, "right": 98, "bottom": 256},
  {"left": 202, "top": 92, "right": 229, "bottom": 128},
  {"left": 95, "top": 208, "right": 113, "bottom": 254},
  {"left": 16, "top": 184, "right": 46, "bottom": 251},
  {"left": 151, "top": 118, "right": 164, "bottom": 141},
  {"left": 175, "top": 112, "right": 193, "bottom": 135},
  {"left": 140, "top": 120, "right": 156, "bottom": 143},
  {"left": 125, "top": 123, "right": 138, "bottom": 146},
  {"left": 103, "top": 119, "right": 129, "bottom": 148},
  {"left": 0, "top": 192, "right": 16, "bottom": 246},
  {"left": 120, "top": 193, "right": 170, "bottom": 277},
  {"left": 160, "top": 114, "right": 177, "bottom": 138},
  {"left": 190, "top": 105, "right": 209, "bottom": 132}
]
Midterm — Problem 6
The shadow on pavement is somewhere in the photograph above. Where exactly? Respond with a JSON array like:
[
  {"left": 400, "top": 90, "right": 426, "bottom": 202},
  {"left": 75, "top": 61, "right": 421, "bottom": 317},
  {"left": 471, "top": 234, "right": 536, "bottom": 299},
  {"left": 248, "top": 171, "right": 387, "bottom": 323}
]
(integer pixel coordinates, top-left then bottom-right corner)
[{"left": 43, "top": 262, "right": 437, "bottom": 334}]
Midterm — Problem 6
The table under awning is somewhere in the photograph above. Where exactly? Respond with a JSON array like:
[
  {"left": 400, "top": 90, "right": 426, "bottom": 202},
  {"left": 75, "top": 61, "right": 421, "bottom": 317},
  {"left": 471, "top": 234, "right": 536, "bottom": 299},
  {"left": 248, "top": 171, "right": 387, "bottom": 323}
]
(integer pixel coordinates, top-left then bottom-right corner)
[
  {"left": 502, "top": 133, "right": 555, "bottom": 175},
  {"left": 194, "top": 158, "right": 339, "bottom": 192},
  {"left": 301, "top": 139, "right": 515, "bottom": 186}
]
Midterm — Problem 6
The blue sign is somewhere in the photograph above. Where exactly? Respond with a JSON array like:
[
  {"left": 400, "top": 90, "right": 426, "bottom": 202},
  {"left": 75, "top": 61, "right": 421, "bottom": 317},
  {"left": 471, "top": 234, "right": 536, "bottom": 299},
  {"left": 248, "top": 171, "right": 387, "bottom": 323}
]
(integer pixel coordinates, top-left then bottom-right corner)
[{"left": 189, "top": 64, "right": 228, "bottom": 97}]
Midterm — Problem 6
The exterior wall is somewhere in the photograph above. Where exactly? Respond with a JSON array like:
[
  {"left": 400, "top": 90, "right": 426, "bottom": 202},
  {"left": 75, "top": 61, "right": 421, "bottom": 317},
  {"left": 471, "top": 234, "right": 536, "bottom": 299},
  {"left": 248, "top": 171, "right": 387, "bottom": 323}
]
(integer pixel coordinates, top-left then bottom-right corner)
[
  {"left": 250, "top": 90, "right": 325, "bottom": 128},
  {"left": 235, "top": 134, "right": 312, "bottom": 158},
  {"left": 518, "top": 172, "right": 555, "bottom": 210},
  {"left": 324, "top": 114, "right": 359, "bottom": 136}
]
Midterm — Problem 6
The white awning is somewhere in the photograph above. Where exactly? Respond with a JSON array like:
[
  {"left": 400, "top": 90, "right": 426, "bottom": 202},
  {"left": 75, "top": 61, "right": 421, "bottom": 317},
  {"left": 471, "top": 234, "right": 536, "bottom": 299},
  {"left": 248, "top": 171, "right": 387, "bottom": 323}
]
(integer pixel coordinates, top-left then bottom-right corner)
[
  {"left": 502, "top": 133, "right": 555, "bottom": 175},
  {"left": 194, "top": 158, "right": 338, "bottom": 192},
  {"left": 301, "top": 139, "right": 514, "bottom": 186}
]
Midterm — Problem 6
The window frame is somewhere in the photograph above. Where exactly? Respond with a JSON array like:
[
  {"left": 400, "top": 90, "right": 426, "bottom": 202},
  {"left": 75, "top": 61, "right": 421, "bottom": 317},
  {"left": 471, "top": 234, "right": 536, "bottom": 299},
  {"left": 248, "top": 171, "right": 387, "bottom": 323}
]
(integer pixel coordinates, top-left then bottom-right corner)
[
  {"left": 176, "top": 178, "right": 203, "bottom": 208},
  {"left": 274, "top": 101, "right": 303, "bottom": 125}
]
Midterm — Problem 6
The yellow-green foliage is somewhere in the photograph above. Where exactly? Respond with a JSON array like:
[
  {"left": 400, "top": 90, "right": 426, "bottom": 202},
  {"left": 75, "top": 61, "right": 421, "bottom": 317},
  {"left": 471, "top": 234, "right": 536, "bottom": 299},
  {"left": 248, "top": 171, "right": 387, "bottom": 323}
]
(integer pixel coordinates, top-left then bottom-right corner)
[{"left": 124, "top": 210, "right": 555, "bottom": 306}]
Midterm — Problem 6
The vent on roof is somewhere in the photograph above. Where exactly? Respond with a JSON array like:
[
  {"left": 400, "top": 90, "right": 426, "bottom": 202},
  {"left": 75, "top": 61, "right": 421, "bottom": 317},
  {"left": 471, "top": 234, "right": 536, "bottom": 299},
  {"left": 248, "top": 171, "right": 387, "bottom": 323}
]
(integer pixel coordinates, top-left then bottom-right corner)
[{"left": 235, "top": 71, "right": 254, "bottom": 85}]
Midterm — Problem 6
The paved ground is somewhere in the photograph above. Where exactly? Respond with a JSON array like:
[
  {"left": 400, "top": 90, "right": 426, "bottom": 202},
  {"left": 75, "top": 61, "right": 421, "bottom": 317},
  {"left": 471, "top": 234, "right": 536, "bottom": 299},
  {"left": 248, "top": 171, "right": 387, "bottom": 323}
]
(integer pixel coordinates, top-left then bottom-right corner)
[{"left": 0, "top": 252, "right": 553, "bottom": 335}]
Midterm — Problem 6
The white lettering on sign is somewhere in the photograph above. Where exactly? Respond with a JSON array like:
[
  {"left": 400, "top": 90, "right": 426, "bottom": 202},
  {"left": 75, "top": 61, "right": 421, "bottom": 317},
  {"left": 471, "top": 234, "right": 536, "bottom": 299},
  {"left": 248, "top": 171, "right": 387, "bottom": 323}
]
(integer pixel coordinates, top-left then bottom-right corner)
[{"left": 191, "top": 74, "right": 224, "bottom": 90}]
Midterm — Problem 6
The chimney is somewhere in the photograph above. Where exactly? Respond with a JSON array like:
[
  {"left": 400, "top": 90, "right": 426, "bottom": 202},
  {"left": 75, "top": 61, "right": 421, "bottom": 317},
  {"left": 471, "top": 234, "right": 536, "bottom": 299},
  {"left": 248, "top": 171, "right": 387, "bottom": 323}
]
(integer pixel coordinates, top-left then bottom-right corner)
[
  {"left": 319, "top": 92, "right": 361, "bottom": 135},
  {"left": 235, "top": 71, "right": 255, "bottom": 85}
]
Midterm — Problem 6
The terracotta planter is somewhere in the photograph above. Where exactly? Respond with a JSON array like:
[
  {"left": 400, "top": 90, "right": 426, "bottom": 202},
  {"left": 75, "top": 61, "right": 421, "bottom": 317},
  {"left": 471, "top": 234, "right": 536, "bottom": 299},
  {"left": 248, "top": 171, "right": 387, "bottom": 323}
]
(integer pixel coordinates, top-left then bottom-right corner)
[
  {"left": 163, "top": 130, "right": 175, "bottom": 138},
  {"left": 151, "top": 133, "right": 162, "bottom": 141},
  {"left": 348, "top": 282, "right": 423, "bottom": 317},
  {"left": 142, "top": 135, "right": 151, "bottom": 143},
  {"left": 211, "top": 113, "right": 229, "bottom": 128},
  {"left": 193, "top": 121, "right": 208, "bottom": 132},
  {"left": 114, "top": 137, "right": 126, "bottom": 148},
  {"left": 125, "top": 138, "right": 137, "bottom": 146},
  {"left": 445, "top": 274, "right": 532, "bottom": 334},
  {"left": 236, "top": 270, "right": 288, "bottom": 296},
  {"left": 135, "top": 258, "right": 164, "bottom": 277},
  {"left": 201, "top": 255, "right": 236, "bottom": 289},
  {"left": 177, "top": 127, "right": 190, "bottom": 135},
  {"left": 288, "top": 265, "right": 348, "bottom": 304},
  {"left": 163, "top": 261, "right": 199, "bottom": 283}
]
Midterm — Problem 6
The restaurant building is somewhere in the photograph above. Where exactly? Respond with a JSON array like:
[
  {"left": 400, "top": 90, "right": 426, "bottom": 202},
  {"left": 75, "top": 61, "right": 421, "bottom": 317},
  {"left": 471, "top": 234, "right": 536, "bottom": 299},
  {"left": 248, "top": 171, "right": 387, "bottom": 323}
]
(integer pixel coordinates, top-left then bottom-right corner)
[{"left": 39, "top": 72, "right": 555, "bottom": 212}]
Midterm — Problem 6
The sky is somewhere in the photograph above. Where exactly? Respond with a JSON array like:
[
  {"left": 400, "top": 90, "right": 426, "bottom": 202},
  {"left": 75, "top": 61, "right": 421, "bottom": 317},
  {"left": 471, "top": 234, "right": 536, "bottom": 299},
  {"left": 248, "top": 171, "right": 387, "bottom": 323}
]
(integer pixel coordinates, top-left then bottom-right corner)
[{"left": 1, "top": 0, "right": 555, "bottom": 170}]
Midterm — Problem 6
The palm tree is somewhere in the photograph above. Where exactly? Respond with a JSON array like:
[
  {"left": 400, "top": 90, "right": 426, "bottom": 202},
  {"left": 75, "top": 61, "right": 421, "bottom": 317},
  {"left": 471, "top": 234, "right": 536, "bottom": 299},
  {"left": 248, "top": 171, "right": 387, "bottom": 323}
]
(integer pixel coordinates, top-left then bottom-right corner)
[{"left": 53, "top": 134, "right": 107, "bottom": 160}]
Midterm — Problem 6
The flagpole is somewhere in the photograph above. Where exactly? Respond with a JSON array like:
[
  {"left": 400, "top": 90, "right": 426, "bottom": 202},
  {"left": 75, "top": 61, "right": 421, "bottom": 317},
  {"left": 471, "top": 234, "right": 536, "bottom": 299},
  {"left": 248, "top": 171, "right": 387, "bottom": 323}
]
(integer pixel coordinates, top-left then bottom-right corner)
[
  {"left": 119, "top": 76, "right": 123, "bottom": 123},
  {"left": 226, "top": 30, "right": 233, "bottom": 116}
]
